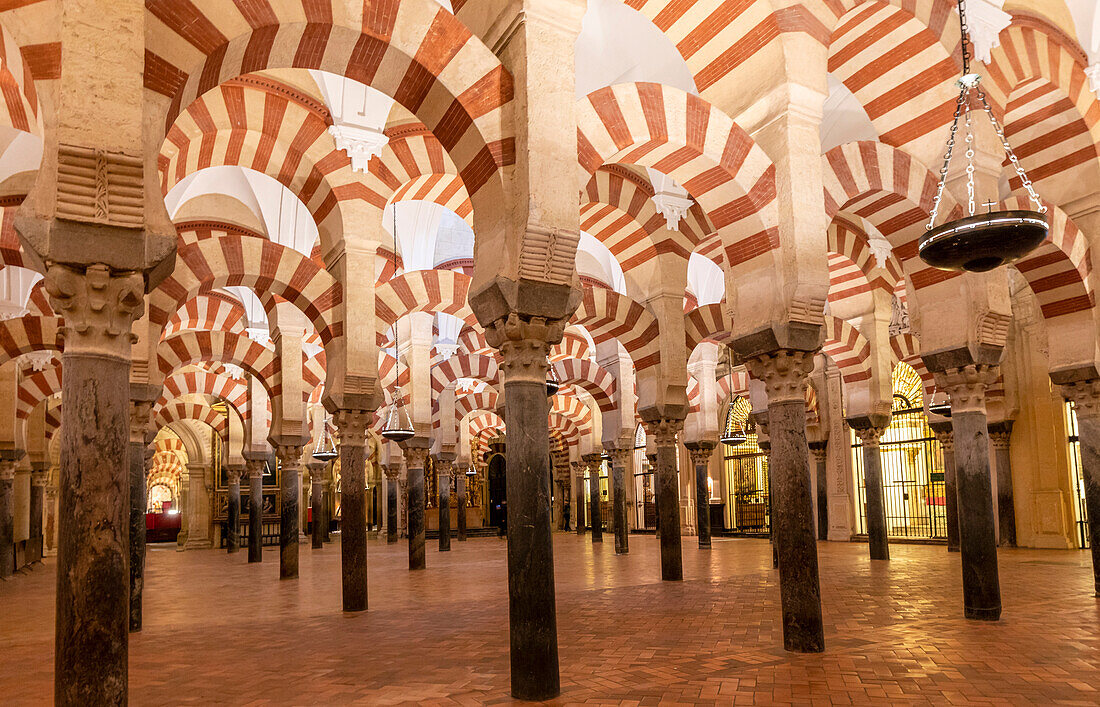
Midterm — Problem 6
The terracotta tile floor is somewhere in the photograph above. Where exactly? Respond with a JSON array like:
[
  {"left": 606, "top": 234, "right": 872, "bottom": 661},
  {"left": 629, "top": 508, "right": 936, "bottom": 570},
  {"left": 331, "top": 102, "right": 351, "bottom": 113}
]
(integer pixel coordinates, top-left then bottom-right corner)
[{"left": 2, "top": 534, "right": 1099, "bottom": 705}]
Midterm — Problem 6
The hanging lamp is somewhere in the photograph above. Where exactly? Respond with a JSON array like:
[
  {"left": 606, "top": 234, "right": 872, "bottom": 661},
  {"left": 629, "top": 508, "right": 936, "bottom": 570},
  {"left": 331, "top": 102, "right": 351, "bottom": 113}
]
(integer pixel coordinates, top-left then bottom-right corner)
[
  {"left": 928, "top": 385, "right": 952, "bottom": 418},
  {"left": 918, "top": 0, "right": 1048, "bottom": 273},
  {"left": 312, "top": 415, "right": 338, "bottom": 462},
  {"left": 720, "top": 347, "right": 748, "bottom": 447},
  {"left": 545, "top": 359, "right": 560, "bottom": 396},
  {"left": 381, "top": 204, "right": 415, "bottom": 443}
]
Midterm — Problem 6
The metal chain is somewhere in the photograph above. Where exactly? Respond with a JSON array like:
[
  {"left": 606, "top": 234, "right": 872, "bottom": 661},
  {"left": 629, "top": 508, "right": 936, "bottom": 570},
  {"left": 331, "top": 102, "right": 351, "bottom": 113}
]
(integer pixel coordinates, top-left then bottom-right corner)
[
  {"left": 927, "top": 87, "right": 967, "bottom": 230},
  {"left": 975, "top": 85, "right": 1047, "bottom": 213},
  {"left": 964, "top": 94, "right": 975, "bottom": 216},
  {"left": 958, "top": 0, "right": 970, "bottom": 76}
]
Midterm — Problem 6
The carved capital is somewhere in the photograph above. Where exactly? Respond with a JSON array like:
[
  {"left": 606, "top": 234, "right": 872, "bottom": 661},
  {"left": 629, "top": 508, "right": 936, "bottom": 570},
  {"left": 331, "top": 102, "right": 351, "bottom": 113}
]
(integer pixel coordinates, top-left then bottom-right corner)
[
  {"left": 31, "top": 470, "right": 48, "bottom": 487},
  {"left": 276, "top": 445, "right": 303, "bottom": 472},
  {"left": 934, "top": 364, "right": 1000, "bottom": 415},
  {"left": 1062, "top": 378, "right": 1100, "bottom": 421},
  {"left": 130, "top": 399, "right": 153, "bottom": 444},
  {"left": 46, "top": 263, "right": 143, "bottom": 358},
  {"left": 244, "top": 458, "right": 265, "bottom": 480},
  {"left": 581, "top": 452, "right": 602, "bottom": 472},
  {"left": 226, "top": 466, "right": 243, "bottom": 485},
  {"left": 987, "top": 421, "right": 1014, "bottom": 450},
  {"left": 0, "top": 460, "right": 16, "bottom": 482},
  {"left": 435, "top": 456, "right": 454, "bottom": 476},
  {"left": 851, "top": 425, "right": 887, "bottom": 447},
  {"left": 401, "top": 444, "right": 429, "bottom": 470},
  {"left": 383, "top": 464, "right": 400, "bottom": 481},
  {"left": 644, "top": 418, "right": 683, "bottom": 448},
  {"left": 333, "top": 408, "right": 371, "bottom": 448},
  {"left": 684, "top": 441, "right": 715, "bottom": 468},
  {"left": 608, "top": 447, "right": 631, "bottom": 468},
  {"left": 484, "top": 313, "right": 567, "bottom": 385},
  {"left": 744, "top": 349, "right": 814, "bottom": 404},
  {"left": 808, "top": 440, "right": 827, "bottom": 464}
]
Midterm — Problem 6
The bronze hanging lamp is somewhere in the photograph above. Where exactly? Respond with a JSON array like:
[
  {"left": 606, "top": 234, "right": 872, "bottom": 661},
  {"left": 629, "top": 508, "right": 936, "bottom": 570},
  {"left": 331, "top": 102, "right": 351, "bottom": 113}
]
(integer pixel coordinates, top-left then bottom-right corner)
[
  {"left": 381, "top": 205, "right": 415, "bottom": 443},
  {"left": 720, "top": 347, "right": 747, "bottom": 447},
  {"left": 919, "top": 0, "right": 1048, "bottom": 273},
  {"left": 312, "top": 415, "right": 338, "bottom": 462},
  {"left": 545, "top": 359, "right": 560, "bottom": 396}
]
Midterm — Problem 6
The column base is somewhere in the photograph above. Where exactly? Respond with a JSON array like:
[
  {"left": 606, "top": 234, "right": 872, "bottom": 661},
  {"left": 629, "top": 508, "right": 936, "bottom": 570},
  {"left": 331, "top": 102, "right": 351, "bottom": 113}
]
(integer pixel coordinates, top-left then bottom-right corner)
[{"left": 964, "top": 606, "right": 1002, "bottom": 621}]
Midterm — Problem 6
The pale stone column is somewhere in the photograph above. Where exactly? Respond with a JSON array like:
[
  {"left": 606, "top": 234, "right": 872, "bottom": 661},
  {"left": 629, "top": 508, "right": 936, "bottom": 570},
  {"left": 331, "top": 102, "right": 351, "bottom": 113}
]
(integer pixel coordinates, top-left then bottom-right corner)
[
  {"left": 745, "top": 351, "right": 824, "bottom": 652},
  {"left": 226, "top": 465, "right": 244, "bottom": 554},
  {"left": 643, "top": 418, "right": 685, "bottom": 581},
  {"left": 608, "top": 446, "right": 631, "bottom": 554},
  {"left": 936, "top": 364, "right": 1002, "bottom": 620},
  {"left": 305, "top": 461, "right": 325, "bottom": 550},
  {"left": 29, "top": 465, "right": 47, "bottom": 564},
  {"left": 334, "top": 409, "right": 370, "bottom": 610},
  {"left": 808, "top": 442, "right": 828, "bottom": 540},
  {"left": 583, "top": 453, "right": 603, "bottom": 543},
  {"left": 244, "top": 457, "right": 265, "bottom": 563},
  {"left": 436, "top": 453, "right": 455, "bottom": 552},
  {"left": 988, "top": 421, "right": 1016, "bottom": 547},
  {"left": 849, "top": 416, "right": 891, "bottom": 561},
  {"left": 276, "top": 445, "right": 303, "bottom": 579},
  {"left": 1059, "top": 378, "right": 1100, "bottom": 595},
  {"left": 45, "top": 482, "right": 58, "bottom": 556},
  {"left": 572, "top": 461, "right": 585, "bottom": 534},
  {"left": 128, "top": 399, "right": 153, "bottom": 632},
  {"left": 184, "top": 462, "right": 211, "bottom": 550},
  {"left": 931, "top": 422, "right": 960, "bottom": 551},
  {"left": 0, "top": 457, "right": 14, "bottom": 579},
  {"left": 400, "top": 441, "right": 429, "bottom": 570},
  {"left": 384, "top": 465, "right": 400, "bottom": 544},
  {"left": 685, "top": 442, "right": 715, "bottom": 549}
]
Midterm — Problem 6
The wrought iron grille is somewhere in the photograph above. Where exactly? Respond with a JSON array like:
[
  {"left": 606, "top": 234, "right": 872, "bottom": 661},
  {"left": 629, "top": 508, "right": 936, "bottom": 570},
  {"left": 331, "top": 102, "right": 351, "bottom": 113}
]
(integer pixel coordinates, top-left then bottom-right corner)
[
  {"left": 1065, "top": 401, "right": 1089, "bottom": 548},
  {"left": 723, "top": 431, "right": 770, "bottom": 535},
  {"left": 851, "top": 406, "right": 947, "bottom": 540}
]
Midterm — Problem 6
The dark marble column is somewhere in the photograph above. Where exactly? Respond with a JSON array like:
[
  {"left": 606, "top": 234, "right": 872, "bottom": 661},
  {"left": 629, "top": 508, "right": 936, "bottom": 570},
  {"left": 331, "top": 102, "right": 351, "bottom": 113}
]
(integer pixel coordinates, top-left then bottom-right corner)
[
  {"left": 746, "top": 351, "right": 824, "bottom": 652},
  {"left": 323, "top": 476, "right": 334, "bottom": 542},
  {"left": 685, "top": 442, "right": 715, "bottom": 549},
  {"left": 988, "top": 421, "right": 1016, "bottom": 547},
  {"left": 573, "top": 461, "right": 586, "bottom": 534},
  {"left": 0, "top": 459, "right": 14, "bottom": 580},
  {"left": 436, "top": 454, "right": 454, "bottom": 552},
  {"left": 583, "top": 453, "right": 603, "bottom": 542},
  {"left": 608, "top": 447, "right": 630, "bottom": 554},
  {"left": 29, "top": 465, "right": 46, "bottom": 563},
  {"left": 335, "top": 409, "right": 370, "bottom": 611},
  {"left": 456, "top": 469, "right": 468, "bottom": 541},
  {"left": 276, "top": 445, "right": 303, "bottom": 579},
  {"left": 1058, "top": 377, "right": 1100, "bottom": 596},
  {"left": 128, "top": 398, "right": 153, "bottom": 633},
  {"left": 646, "top": 452, "right": 657, "bottom": 535},
  {"left": 488, "top": 323, "right": 560, "bottom": 701},
  {"left": 47, "top": 264, "right": 147, "bottom": 705},
  {"left": 808, "top": 442, "right": 828, "bottom": 540},
  {"left": 850, "top": 416, "right": 891, "bottom": 561},
  {"left": 401, "top": 442, "right": 428, "bottom": 570},
  {"left": 930, "top": 422, "right": 959, "bottom": 551},
  {"left": 938, "top": 365, "right": 1001, "bottom": 620},
  {"left": 226, "top": 466, "right": 243, "bottom": 554},
  {"left": 307, "top": 461, "right": 324, "bottom": 550},
  {"left": 246, "top": 458, "right": 264, "bottom": 563},
  {"left": 643, "top": 418, "right": 684, "bottom": 581},
  {"left": 385, "top": 466, "right": 399, "bottom": 544}
]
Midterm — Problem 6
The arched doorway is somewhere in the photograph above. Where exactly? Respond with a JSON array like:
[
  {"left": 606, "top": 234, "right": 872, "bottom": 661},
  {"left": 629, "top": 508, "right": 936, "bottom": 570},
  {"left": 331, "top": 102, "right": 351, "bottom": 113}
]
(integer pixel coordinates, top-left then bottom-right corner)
[
  {"left": 722, "top": 397, "right": 770, "bottom": 535},
  {"left": 487, "top": 449, "right": 506, "bottom": 530}
]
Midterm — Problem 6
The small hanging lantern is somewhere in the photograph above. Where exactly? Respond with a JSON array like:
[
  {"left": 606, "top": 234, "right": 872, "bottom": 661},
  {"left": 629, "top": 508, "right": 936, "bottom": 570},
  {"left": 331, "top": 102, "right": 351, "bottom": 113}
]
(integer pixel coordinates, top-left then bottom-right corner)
[
  {"left": 928, "top": 386, "right": 952, "bottom": 418},
  {"left": 312, "top": 415, "right": 338, "bottom": 462},
  {"left": 720, "top": 347, "right": 748, "bottom": 447},
  {"left": 381, "top": 393, "right": 415, "bottom": 443},
  {"left": 546, "top": 359, "right": 560, "bottom": 396},
  {"left": 919, "top": 0, "right": 1048, "bottom": 273}
]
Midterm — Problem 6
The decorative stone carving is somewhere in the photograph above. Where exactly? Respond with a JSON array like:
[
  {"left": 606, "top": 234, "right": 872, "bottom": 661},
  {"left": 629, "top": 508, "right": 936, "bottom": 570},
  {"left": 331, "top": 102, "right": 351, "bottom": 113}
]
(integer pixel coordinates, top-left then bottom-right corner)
[
  {"left": 484, "top": 313, "right": 567, "bottom": 384},
  {"left": 976, "top": 309, "right": 1011, "bottom": 350},
  {"left": 1061, "top": 378, "right": 1100, "bottom": 421},
  {"left": 276, "top": 445, "right": 304, "bottom": 471},
  {"left": 685, "top": 441, "right": 715, "bottom": 467},
  {"left": 20, "top": 350, "right": 54, "bottom": 371},
  {"left": 933, "top": 364, "right": 1000, "bottom": 414},
  {"left": 56, "top": 145, "right": 144, "bottom": 228},
  {"left": 383, "top": 465, "right": 400, "bottom": 482},
  {"left": 965, "top": 0, "right": 1011, "bottom": 64},
  {"left": 31, "top": 470, "right": 47, "bottom": 487},
  {"left": 129, "top": 400, "right": 152, "bottom": 445},
  {"left": 518, "top": 224, "right": 580, "bottom": 286},
  {"left": 745, "top": 350, "right": 815, "bottom": 404},
  {"left": 333, "top": 409, "right": 372, "bottom": 448},
  {"left": 1087, "top": 64, "right": 1100, "bottom": 97},
  {"left": 888, "top": 294, "right": 910, "bottom": 336},
  {"left": 644, "top": 418, "right": 683, "bottom": 447},
  {"left": 0, "top": 460, "right": 15, "bottom": 482},
  {"left": 988, "top": 421, "right": 1014, "bottom": 451},
  {"left": 244, "top": 458, "right": 265, "bottom": 480},
  {"left": 226, "top": 466, "right": 242, "bottom": 485},
  {"left": 45, "top": 263, "right": 144, "bottom": 357},
  {"left": 608, "top": 447, "right": 631, "bottom": 468},
  {"left": 932, "top": 428, "right": 955, "bottom": 455},
  {"left": 852, "top": 426, "right": 887, "bottom": 447},
  {"left": 401, "top": 444, "right": 429, "bottom": 470},
  {"left": 328, "top": 124, "right": 389, "bottom": 172},
  {"left": 651, "top": 190, "right": 694, "bottom": 232},
  {"left": 808, "top": 440, "right": 828, "bottom": 464}
]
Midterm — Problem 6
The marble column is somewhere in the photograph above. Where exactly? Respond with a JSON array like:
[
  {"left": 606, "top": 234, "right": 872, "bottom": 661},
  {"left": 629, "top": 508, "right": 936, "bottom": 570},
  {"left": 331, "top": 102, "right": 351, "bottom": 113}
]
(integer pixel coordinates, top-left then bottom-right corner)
[
  {"left": 572, "top": 461, "right": 585, "bottom": 534},
  {"left": 931, "top": 422, "right": 959, "bottom": 551},
  {"left": 850, "top": 418, "right": 890, "bottom": 561},
  {"left": 385, "top": 466, "right": 399, "bottom": 544},
  {"left": 128, "top": 399, "right": 152, "bottom": 633},
  {"left": 400, "top": 441, "right": 429, "bottom": 570},
  {"left": 183, "top": 462, "right": 211, "bottom": 549},
  {"left": 322, "top": 475, "right": 333, "bottom": 543},
  {"left": 436, "top": 454, "right": 454, "bottom": 552},
  {"left": 245, "top": 458, "right": 264, "bottom": 563},
  {"left": 29, "top": 465, "right": 47, "bottom": 564},
  {"left": 45, "top": 485, "right": 58, "bottom": 556},
  {"left": 644, "top": 418, "right": 684, "bottom": 581},
  {"left": 583, "top": 453, "right": 603, "bottom": 542},
  {"left": 937, "top": 364, "right": 1001, "bottom": 620},
  {"left": 334, "top": 409, "right": 370, "bottom": 611},
  {"left": 0, "top": 458, "right": 14, "bottom": 579},
  {"left": 306, "top": 461, "right": 325, "bottom": 550},
  {"left": 1059, "top": 377, "right": 1100, "bottom": 596},
  {"left": 808, "top": 442, "right": 828, "bottom": 541},
  {"left": 276, "top": 445, "right": 303, "bottom": 579},
  {"left": 685, "top": 442, "right": 715, "bottom": 549},
  {"left": 746, "top": 351, "right": 824, "bottom": 652},
  {"left": 988, "top": 421, "right": 1016, "bottom": 547},
  {"left": 45, "top": 264, "right": 147, "bottom": 703},
  {"left": 608, "top": 447, "right": 630, "bottom": 554},
  {"left": 226, "top": 465, "right": 243, "bottom": 554},
  {"left": 456, "top": 469, "right": 468, "bottom": 541}
]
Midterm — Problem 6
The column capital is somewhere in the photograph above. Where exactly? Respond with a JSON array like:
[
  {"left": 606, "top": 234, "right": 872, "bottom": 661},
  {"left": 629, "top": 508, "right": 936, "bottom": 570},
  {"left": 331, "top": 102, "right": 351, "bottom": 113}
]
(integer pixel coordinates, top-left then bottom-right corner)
[
  {"left": 684, "top": 441, "right": 715, "bottom": 467},
  {"left": 581, "top": 452, "right": 602, "bottom": 470},
  {"left": 570, "top": 460, "right": 584, "bottom": 476},
  {"left": 851, "top": 425, "right": 887, "bottom": 447},
  {"left": 0, "top": 459, "right": 15, "bottom": 482},
  {"left": 44, "top": 263, "right": 145, "bottom": 359},
  {"left": 744, "top": 349, "right": 814, "bottom": 404},
  {"left": 929, "top": 421, "right": 954, "bottom": 454},
  {"left": 226, "top": 466, "right": 243, "bottom": 484},
  {"left": 276, "top": 445, "right": 304, "bottom": 471},
  {"left": 383, "top": 464, "right": 400, "bottom": 481},
  {"left": 244, "top": 457, "right": 265, "bottom": 479},
  {"left": 401, "top": 443, "right": 429, "bottom": 470},
  {"left": 987, "top": 420, "right": 1014, "bottom": 450},
  {"left": 129, "top": 399, "right": 153, "bottom": 444},
  {"left": 933, "top": 364, "right": 1000, "bottom": 414},
  {"left": 333, "top": 408, "right": 371, "bottom": 448},
  {"left": 483, "top": 313, "right": 567, "bottom": 385},
  {"left": 1061, "top": 378, "right": 1100, "bottom": 421},
  {"left": 642, "top": 418, "right": 683, "bottom": 447},
  {"left": 808, "top": 440, "right": 827, "bottom": 463},
  {"left": 607, "top": 446, "right": 632, "bottom": 468}
]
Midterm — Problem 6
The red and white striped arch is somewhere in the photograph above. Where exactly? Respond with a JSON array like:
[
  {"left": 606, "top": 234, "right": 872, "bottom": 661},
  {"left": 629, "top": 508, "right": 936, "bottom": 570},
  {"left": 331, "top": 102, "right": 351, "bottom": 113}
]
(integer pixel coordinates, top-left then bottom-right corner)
[
  {"left": 548, "top": 412, "right": 581, "bottom": 448},
  {"left": 165, "top": 292, "right": 248, "bottom": 338},
  {"left": 572, "top": 286, "right": 660, "bottom": 371},
  {"left": 577, "top": 83, "right": 777, "bottom": 267},
  {"left": 822, "top": 315, "right": 872, "bottom": 385},
  {"left": 16, "top": 363, "right": 60, "bottom": 421},
  {"left": 160, "top": 368, "right": 250, "bottom": 423},
  {"left": 550, "top": 358, "right": 617, "bottom": 413},
  {"left": 146, "top": 0, "right": 515, "bottom": 211},
  {"left": 375, "top": 269, "right": 476, "bottom": 345},
  {"left": 0, "top": 207, "right": 26, "bottom": 270},
  {"left": 0, "top": 315, "right": 62, "bottom": 366},
  {"left": 0, "top": 22, "right": 40, "bottom": 135},
  {"left": 151, "top": 233, "right": 341, "bottom": 344},
  {"left": 1005, "top": 197, "right": 1094, "bottom": 322},
  {"left": 684, "top": 303, "right": 732, "bottom": 352},
  {"left": 890, "top": 332, "right": 935, "bottom": 396},
  {"left": 430, "top": 353, "right": 499, "bottom": 394},
  {"left": 158, "top": 330, "right": 277, "bottom": 400},
  {"left": 550, "top": 394, "right": 594, "bottom": 434},
  {"left": 551, "top": 330, "right": 591, "bottom": 362},
  {"left": 155, "top": 401, "right": 227, "bottom": 437}
]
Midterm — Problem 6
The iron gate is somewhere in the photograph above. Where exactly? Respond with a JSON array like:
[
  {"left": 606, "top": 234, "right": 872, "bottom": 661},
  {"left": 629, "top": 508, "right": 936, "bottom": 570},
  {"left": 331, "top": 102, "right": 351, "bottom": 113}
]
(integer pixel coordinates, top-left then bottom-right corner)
[
  {"left": 723, "top": 432, "right": 770, "bottom": 535},
  {"left": 1066, "top": 402, "right": 1090, "bottom": 548},
  {"left": 852, "top": 407, "right": 947, "bottom": 540}
]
